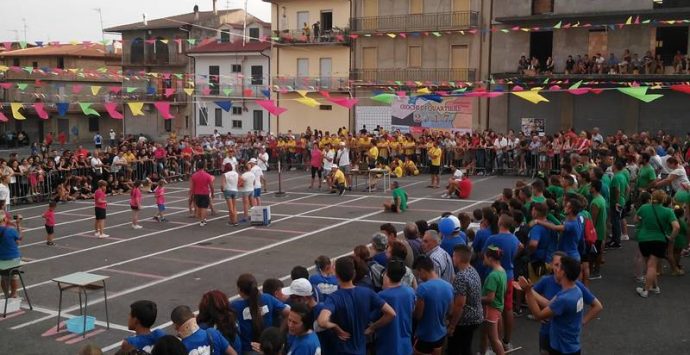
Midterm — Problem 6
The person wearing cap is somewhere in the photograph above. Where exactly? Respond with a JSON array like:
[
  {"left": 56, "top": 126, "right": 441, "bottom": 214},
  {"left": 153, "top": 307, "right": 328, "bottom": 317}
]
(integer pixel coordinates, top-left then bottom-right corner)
[
  {"left": 329, "top": 165, "right": 347, "bottom": 196},
  {"left": 384, "top": 181, "right": 408, "bottom": 213},
  {"left": 439, "top": 215, "right": 468, "bottom": 257},
  {"left": 371, "top": 232, "right": 389, "bottom": 267},
  {"left": 249, "top": 158, "right": 264, "bottom": 206}
]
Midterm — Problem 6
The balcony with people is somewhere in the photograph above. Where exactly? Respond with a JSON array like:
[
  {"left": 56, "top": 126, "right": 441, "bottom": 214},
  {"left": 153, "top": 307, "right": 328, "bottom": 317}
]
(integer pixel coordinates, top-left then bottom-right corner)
[{"left": 350, "top": 67, "right": 477, "bottom": 84}]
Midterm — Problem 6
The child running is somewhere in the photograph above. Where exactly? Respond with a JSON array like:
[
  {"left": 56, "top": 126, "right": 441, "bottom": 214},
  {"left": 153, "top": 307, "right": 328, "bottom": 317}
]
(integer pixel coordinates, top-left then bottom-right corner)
[
  {"left": 94, "top": 180, "right": 109, "bottom": 238},
  {"left": 43, "top": 201, "right": 56, "bottom": 246},
  {"left": 130, "top": 180, "right": 143, "bottom": 229},
  {"left": 481, "top": 245, "right": 507, "bottom": 355},
  {"left": 153, "top": 179, "right": 167, "bottom": 222}
]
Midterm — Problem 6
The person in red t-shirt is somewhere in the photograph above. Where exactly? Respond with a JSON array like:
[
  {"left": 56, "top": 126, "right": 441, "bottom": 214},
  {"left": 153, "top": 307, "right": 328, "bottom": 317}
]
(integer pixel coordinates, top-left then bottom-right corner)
[
  {"left": 190, "top": 161, "right": 215, "bottom": 227},
  {"left": 457, "top": 177, "right": 473, "bottom": 199},
  {"left": 43, "top": 201, "right": 56, "bottom": 246},
  {"left": 58, "top": 132, "right": 66, "bottom": 148}
]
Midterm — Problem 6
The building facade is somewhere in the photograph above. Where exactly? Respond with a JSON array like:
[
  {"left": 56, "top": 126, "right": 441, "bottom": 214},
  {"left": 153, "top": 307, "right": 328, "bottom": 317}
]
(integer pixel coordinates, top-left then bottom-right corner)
[
  {"left": 105, "top": 5, "right": 268, "bottom": 138},
  {"left": 0, "top": 44, "right": 122, "bottom": 144},
  {"left": 264, "top": 0, "right": 352, "bottom": 134},
  {"left": 488, "top": 0, "right": 690, "bottom": 135},
  {"left": 188, "top": 37, "right": 271, "bottom": 136}
]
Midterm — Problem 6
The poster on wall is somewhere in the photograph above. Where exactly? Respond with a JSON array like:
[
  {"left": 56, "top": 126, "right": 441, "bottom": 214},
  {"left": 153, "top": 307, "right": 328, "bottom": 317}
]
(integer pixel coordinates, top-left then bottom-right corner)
[
  {"left": 390, "top": 97, "right": 473, "bottom": 135},
  {"left": 521, "top": 118, "right": 545, "bottom": 136}
]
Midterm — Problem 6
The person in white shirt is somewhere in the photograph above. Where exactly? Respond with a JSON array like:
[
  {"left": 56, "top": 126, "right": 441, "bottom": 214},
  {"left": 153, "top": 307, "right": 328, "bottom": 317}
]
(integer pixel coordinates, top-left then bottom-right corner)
[
  {"left": 257, "top": 147, "right": 269, "bottom": 191},
  {"left": 249, "top": 158, "right": 264, "bottom": 206},
  {"left": 493, "top": 134, "right": 508, "bottom": 172},
  {"left": 90, "top": 153, "right": 105, "bottom": 188},
  {"left": 239, "top": 162, "right": 256, "bottom": 223},
  {"left": 0, "top": 175, "right": 10, "bottom": 212},
  {"left": 222, "top": 150, "right": 238, "bottom": 172},
  {"left": 220, "top": 163, "right": 239, "bottom": 226},
  {"left": 336, "top": 142, "right": 351, "bottom": 188},
  {"left": 322, "top": 144, "right": 335, "bottom": 185}
]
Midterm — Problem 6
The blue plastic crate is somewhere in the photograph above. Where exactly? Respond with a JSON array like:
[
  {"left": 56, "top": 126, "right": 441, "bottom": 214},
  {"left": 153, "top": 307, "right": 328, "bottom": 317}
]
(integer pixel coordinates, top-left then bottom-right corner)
[{"left": 65, "top": 315, "right": 95, "bottom": 334}]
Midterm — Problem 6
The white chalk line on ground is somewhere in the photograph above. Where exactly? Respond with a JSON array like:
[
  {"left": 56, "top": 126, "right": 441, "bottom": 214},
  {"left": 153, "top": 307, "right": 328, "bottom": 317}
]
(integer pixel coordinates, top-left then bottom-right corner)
[{"left": 11, "top": 194, "right": 370, "bottom": 330}]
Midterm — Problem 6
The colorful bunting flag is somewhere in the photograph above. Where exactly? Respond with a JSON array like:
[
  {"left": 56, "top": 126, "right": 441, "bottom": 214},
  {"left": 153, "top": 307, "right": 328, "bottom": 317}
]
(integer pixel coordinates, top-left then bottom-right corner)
[
  {"left": 72, "top": 84, "right": 83, "bottom": 94},
  {"left": 11, "top": 103, "right": 26, "bottom": 120},
  {"left": 91, "top": 86, "right": 101, "bottom": 95},
  {"left": 56, "top": 102, "right": 69, "bottom": 116},
  {"left": 33, "top": 103, "right": 49, "bottom": 119},
  {"left": 164, "top": 88, "right": 176, "bottom": 98},
  {"left": 79, "top": 103, "right": 100, "bottom": 116},
  {"left": 295, "top": 96, "right": 320, "bottom": 108},
  {"left": 371, "top": 93, "right": 396, "bottom": 104},
  {"left": 214, "top": 101, "right": 233, "bottom": 112},
  {"left": 0, "top": 112, "right": 8, "bottom": 122},
  {"left": 184, "top": 88, "right": 195, "bottom": 96},
  {"left": 257, "top": 100, "right": 287, "bottom": 116},
  {"left": 328, "top": 98, "right": 358, "bottom": 109},
  {"left": 128, "top": 102, "right": 145, "bottom": 116},
  {"left": 154, "top": 102, "right": 174, "bottom": 119},
  {"left": 104, "top": 103, "right": 124, "bottom": 119},
  {"left": 512, "top": 91, "right": 549, "bottom": 104}
]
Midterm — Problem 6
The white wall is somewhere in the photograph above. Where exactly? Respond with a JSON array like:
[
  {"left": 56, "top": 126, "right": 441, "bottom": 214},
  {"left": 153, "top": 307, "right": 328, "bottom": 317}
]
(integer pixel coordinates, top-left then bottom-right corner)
[
  {"left": 194, "top": 52, "right": 270, "bottom": 88},
  {"left": 196, "top": 99, "right": 269, "bottom": 136}
]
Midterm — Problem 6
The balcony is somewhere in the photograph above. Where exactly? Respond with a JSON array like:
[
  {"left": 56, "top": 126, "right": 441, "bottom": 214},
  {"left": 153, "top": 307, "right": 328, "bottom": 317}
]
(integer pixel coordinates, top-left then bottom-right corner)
[
  {"left": 351, "top": 11, "right": 479, "bottom": 33},
  {"left": 272, "top": 76, "right": 350, "bottom": 91},
  {"left": 195, "top": 85, "right": 268, "bottom": 99},
  {"left": 122, "top": 52, "right": 188, "bottom": 67},
  {"left": 0, "top": 69, "right": 121, "bottom": 83},
  {"left": 273, "top": 27, "right": 351, "bottom": 45},
  {"left": 350, "top": 68, "right": 476, "bottom": 84}
]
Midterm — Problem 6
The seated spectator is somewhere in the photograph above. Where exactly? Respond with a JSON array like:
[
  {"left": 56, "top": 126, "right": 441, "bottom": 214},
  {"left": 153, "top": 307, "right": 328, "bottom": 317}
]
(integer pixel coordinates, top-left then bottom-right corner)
[
  {"left": 197, "top": 290, "right": 242, "bottom": 354},
  {"left": 643, "top": 50, "right": 655, "bottom": 73},
  {"left": 595, "top": 53, "right": 605, "bottom": 74},
  {"left": 544, "top": 56, "right": 554, "bottom": 74},
  {"left": 674, "top": 50, "right": 686, "bottom": 73},
  {"left": 517, "top": 55, "right": 529, "bottom": 74},
  {"left": 607, "top": 53, "right": 619, "bottom": 74},
  {"left": 120, "top": 300, "right": 166, "bottom": 354},
  {"left": 565, "top": 55, "right": 575, "bottom": 74},
  {"left": 151, "top": 335, "right": 188, "bottom": 355},
  {"left": 654, "top": 53, "right": 664, "bottom": 73},
  {"left": 170, "top": 305, "right": 237, "bottom": 355},
  {"left": 620, "top": 48, "right": 632, "bottom": 73},
  {"left": 631, "top": 53, "right": 642, "bottom": 74}
]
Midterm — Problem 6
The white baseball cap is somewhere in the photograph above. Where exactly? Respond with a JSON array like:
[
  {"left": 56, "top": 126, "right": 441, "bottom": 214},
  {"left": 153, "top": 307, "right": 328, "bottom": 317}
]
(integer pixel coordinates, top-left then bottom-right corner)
[
  {"left": 453, "top": 169, "right": 463, "bottom": 179},
  {"left": 249, "top": 158, "right": 258, "bottom": 164},
  {"left": 281, "top": 278, "right": 313, "bottom": 297}
]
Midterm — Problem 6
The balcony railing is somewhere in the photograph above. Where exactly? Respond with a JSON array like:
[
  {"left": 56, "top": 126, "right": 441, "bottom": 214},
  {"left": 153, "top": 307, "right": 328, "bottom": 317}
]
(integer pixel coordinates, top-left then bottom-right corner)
[
  {"left": 274, "top": 27, "right": 351, "bottom": 45},
  {"left": 351, "top": 68, "right": 476, "bottom": 83},
  {"left": 351, "top": 11, "right": 479, "bottom": 32},
  {"left": 0, "top": 70, "right": 121, "bottom": 83},
  {"left": 196, "top": 85, "right": 268, "bottom": 98},
  {"left": 272, "top": 76, "right": 350, "bottom": 91},
  {"left": 123, "top": 52, "right": 188, "bottom": 66}
]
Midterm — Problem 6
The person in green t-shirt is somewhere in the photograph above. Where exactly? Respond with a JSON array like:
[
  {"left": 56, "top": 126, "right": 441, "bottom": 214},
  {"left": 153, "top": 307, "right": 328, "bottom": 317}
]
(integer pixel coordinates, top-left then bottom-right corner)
[
  {"left": 481, "top": 246, "right": 507, "bottom": 355},
  {"left": 637, "top": 153, "right": 657, "bottom": 192},
  {"left": 672, "top": 206, "right": 689, "bottom": 275},
  {"left": 589, "top": 181, "right": 607, "bottom": 279},
  {"left": 547, "top": 175, "right": 564, "bottom": 202},
  {"left": 634, "top": 190, "right": 680, "bottom": 298},
  {"left": 383, "top": 181, "right": 407, "bottom": 213},
  {"left": 608, "top": 161, "right": 628, "bottom": 247}
]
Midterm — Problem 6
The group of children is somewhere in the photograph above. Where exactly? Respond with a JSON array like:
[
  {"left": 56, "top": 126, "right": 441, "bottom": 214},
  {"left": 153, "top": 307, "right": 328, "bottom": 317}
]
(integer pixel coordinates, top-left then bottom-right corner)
[{"left": 42, "top": 177, "right": 168, "bottom": 244}]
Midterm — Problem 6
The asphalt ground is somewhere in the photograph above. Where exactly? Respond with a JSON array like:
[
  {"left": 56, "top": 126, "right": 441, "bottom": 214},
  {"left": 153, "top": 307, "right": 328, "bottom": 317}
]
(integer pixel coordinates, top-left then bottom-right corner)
[{"left": 0, "top": 170, "right": 689, "bottom": 355}]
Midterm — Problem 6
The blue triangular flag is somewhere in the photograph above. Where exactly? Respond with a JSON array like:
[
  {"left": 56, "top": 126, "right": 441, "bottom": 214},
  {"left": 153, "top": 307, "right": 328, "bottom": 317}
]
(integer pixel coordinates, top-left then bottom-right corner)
[
  {"left": 35, "top": 41, "right": 43, "bottom": 47},
  {"left": 57, "top": 102, "right": 69, "bottom": 116},
  {"left": 147, "top": 86, "right": 156, "bottom": 95},
  {"left": 420, "top": 94, "right": 443, "bottom": 103},
  {"left": 261, "top": 89, "right": 271, "bottom": 98},
  {"left": 214, "top": 101, "right": 233, "bottom": 112}
]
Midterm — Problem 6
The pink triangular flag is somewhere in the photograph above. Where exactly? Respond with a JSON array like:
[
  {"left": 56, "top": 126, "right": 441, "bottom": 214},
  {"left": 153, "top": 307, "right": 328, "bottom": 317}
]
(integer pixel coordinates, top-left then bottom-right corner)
[
  {"left": 396, "top": 91, "right": 407, "bottom": 97},
  {"left": 109, "top": 86, "right": 123, "bottom": 94},
  {"left": 33, "top": 103, "right": 49, "bottom": 119},
  {"left": 568, "top": 88, "right": 590, "bottom": 95},
  {"left": 512, "top": 85, "right": 524, "bottom": 92},
  {"left": 243, "top": 88, "right": 254, "bottom": 97},
  {"left": 0, "top": 83, "right": 11, "bottom": 89},
  {"left": 2, "top": 42, "right": 11, "bottom": 50},
  {"left": 257, "top": 100, "right": 287, "bottom": 116},
  {"left": 164, "top": 88, "right": 176, "bottom": 98},
  {"left": 328, "top": 98, "right": 358, "bottom": 109},
  {"left": 549, "top": 85, "right": 562, "bottom": 91},
  {"left": 153, "top": 101, "right": 174, "bottom": 119},
  {"left": 319, "top": 91, "right": 331, "bottom": 98},
  {"left": 72, "top": 84, "right": 83, "bottom": 94},
  {"left": 0, "top": 112, "right": 7, "bottom": 122},
  {"left": 202, "top": 87, "right": 212, "bottom": 96},
  {"left": 104, "top": 102, "right": 124, "bottom": 119}
]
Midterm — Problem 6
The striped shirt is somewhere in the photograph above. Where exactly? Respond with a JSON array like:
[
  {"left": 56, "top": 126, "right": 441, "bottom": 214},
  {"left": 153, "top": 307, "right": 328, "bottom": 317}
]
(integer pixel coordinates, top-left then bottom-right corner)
[{"left": 427, "top": 246, "right": 454, "bottom": 284}]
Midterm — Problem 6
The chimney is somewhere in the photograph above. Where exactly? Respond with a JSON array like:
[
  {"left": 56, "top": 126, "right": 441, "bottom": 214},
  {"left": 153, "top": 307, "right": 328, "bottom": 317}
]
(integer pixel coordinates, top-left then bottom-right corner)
[
  {"left": 213, "top": 0, "right": 218, "bottom": 15},
  {"left": 193, "top": 5, "right": 199, "bottom": 21}
]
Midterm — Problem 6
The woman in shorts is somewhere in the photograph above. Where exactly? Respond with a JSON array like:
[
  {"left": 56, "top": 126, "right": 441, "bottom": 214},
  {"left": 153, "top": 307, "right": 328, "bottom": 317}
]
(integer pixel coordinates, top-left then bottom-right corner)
[
  {"left": 481, "top": 246, "right": 506, "bottom": 355},
  {"left": 634, "top": 189, "right": 679, "bottom": 298},
  {"left": 239, "top": 163, "right": 256, "bottom": 223},
  {"left": 220, "top": 163, "right": 239, "bottom": 226}
]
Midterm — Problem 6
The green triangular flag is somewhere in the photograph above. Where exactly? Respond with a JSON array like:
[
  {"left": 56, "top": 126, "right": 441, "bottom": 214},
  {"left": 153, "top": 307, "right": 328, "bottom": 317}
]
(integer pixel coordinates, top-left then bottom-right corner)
[
  {"left": 432, "top": 32, "right": 441, "bottom": 37},
  {"left": 22, "top": 66, "right": 33, "bottom": 74},
  {"left": 79, "top": 103, "right": 101, "bottom": 116},
  {"left": 126, "top": 87, "right": 137, "bottom": 93},
  {"left": 553, "top": 21, "right": 562, "bottom": 29},
  {"left": 17, "top": 83, "right": 28, "bottom": 90},
  {"left": 19, "top": 41, "right": 27, "bottom": 49},
  {"left": 490, "top": 77, "right": 496, "bottom": 85},
  {"left": 543, "top": 78, "right": 549, "bottom": 85},
  {"left": 569, "top": 80, "right": 583, "bottom": 90},
  {"left": 173, "top": 73, "right": 184, "bottom": 80},
  {"left": 97, "top": 67, "right": 108, "bottom": 73},
  {"left": 187, "top": 39, "right": 196, "bottom": 46},
  {"left": 223, "top": 88, "right": 233, "bottom": 96},
  {"left": 642, "top": 19, "right": 651, "bottom": 24},
  {"left": 617, "top": 87, "right": 664, "bottom": 103}
]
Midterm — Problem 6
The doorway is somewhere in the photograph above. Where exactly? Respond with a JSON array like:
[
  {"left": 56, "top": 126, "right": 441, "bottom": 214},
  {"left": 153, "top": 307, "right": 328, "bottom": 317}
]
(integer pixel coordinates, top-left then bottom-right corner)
[
  {"left": 320, "top": 58, "right": 332, "bottom": 87},
  {"left": 529, "top": 31, "right": 553, "bottom": 70},
  {"left": 297, "top": 11, "right": 310, "bottom": 30},
  {"left": 58, "top": 118, "right": 69, "bottom": 142},
  {"left": 656, "top": 26, "right": 689, "bottom": 66},
  {"left": 320, "top": 11, "right": 333, "bottom": 32}
]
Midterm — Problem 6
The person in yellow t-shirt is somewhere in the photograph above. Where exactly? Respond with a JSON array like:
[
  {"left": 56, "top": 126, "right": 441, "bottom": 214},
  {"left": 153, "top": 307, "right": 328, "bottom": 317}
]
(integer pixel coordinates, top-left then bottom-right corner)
[
  {"left": 403, "top": 137, "right": 416, "bottom": 158},
  {"left": 330, "top": 165, "right": 347, "bottom": 196},
  {"left": 403, "top": 156, "right": 420, "bottom": 176},
  {"left": 286, "top": 138, "right": 297, "bottom": 170},
  {"left": 377, "top": 138, "right": 389, "bottom": 165},
  {"left": 368, "top": 139, "right": 379, "bottom": 169},
  {"left": 391, "top": 159, "right": 404, "bottom": 178},
  {"left": 428, "top": 141, "right": 442, "bottom": 188},
  {"left": 389, "top": 139, "right": 400, "bottom": 160}
]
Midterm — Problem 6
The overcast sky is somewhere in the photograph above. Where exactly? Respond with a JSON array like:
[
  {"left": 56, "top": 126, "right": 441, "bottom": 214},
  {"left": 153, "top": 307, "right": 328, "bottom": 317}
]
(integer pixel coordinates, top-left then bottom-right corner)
[{"left": 3, "top": 0, "right": 271, "bottom": 43}]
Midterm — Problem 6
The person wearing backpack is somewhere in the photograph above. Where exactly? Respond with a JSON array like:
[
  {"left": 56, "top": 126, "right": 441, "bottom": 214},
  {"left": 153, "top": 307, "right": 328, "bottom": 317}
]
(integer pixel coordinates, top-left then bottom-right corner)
[
  {"left": 575, "top": 194, "right": 597, "bottom": 287},
  {"left": 589, "top": 180, "right": 607, "bottom": 280}
]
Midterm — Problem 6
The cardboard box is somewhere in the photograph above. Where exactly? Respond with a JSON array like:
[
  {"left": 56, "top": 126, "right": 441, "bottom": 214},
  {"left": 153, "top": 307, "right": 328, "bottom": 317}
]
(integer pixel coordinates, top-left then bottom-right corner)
[{"left": 250, "top": 206, "right": 271, "bottom": 225}]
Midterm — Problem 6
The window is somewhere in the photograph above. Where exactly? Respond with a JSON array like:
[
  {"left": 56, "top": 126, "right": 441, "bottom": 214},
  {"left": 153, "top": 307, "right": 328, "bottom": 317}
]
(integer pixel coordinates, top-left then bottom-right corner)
[
  {"left": 588, "top": 29, "right": 608, "bottom": 57},
  {"left": 253, "top": 110, "right": 263, "bottom": 131},
  {"left": 57, "top": 57, "right": 65, "bottom": 69},
  {"left": 88, "top": 116, "right": 99, "bottom": 132},
  {"left": 319, "top": 105, "right": 332, "bottom": 110},
  {"left": 532, "top": 0, "right": 554, "bottom": 15},
  {"left": 297, "top": 58, "right": 309, "bottom": 77},
  {"left": 231, "top": 64, "right": 242, "bottom": 73},
  {"left": 408, "top": 46, "right": 422, "bottom": 68},
  {"left": 232, "top": 107, "right": 243, "bottom": 115},
  {"left": 220, "top": 29, "right": 231, "bottom": 43},
  {"left": 320, "top": 11, "right": 333, "bottom": 32},
  {"left": 249, "top": 28, "right": 260, "bottom": 42},
  {"left": 215, "top": 108, "right": 223, "bottom": 127},
  {"left": 12, "top": 58, "right": 20, "bottom": 67},
  {"left": 199, "top": 107, "right": 208, "bottom": 126},
  {"left": 32, "top": 61, "right": 38, "bottom": 69},
  {"left": 232, "top": 120, "right": 243, "bottom": 129},
  {"left": 251, "top": 65, "right": 263, "bottom": 85},
  {"left": 209, "top": 65, "right": 220, "bottom": 95},
  {"left": 130, "top": 38, "right": 145, "bottom": 64},
  {"left": 164, "top": 118, "right": 172, "bottom": 132}
]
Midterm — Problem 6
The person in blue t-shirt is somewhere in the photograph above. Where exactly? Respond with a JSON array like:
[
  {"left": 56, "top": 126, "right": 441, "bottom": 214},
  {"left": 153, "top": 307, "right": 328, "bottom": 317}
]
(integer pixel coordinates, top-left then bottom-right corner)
[
  {"left": 375, "top": 259, "right": 416, "bottom": 355},
  {"left": 286, "top": 303, "right": 321, "bottom": 355},
  {"left": 472, "top": 207, "right": 499, "bottom": 280},
  {"left": 481, "top": 215, "right": 523, "bottom": 349},
  {"left": 439, "top": 215, "right": 468, "bottom": 257},
  {"left": 197, "top": 290, "right": 242, "bottom": 354},
  {"left": 230, "top": 274, "right": 290, "bottom": 353},
  {"left": 0, "top": 223, "right": 21, "bottom": 298},
  {"left": 530, "top": 252, "right": 603, "bottom": 354},
  {"left": 282, "top": 278, "right": 338, "bottom": 355},
  {"left": 309, "top": 255, "right": 338, "bottom": 301},
  {"left": 521, "top": 255, "right": 602, "bottom": 355},
  {"left": 532, "top": 198, "right": 585, "bottom": 261},
  {"left": 317, "top": 256, "right": 396, "bottom": 355},
  {"left": 528, "top": 203, "right": 555, "bottom": 283},
  {"left": 120, "top": 300, "right": 166, "bottom": 354},
  {"left": 171, "top": 305, "right": 236, "bottom": 355},
  {"left": 412, "top": 255, "right": 454, "bottom": 355}
]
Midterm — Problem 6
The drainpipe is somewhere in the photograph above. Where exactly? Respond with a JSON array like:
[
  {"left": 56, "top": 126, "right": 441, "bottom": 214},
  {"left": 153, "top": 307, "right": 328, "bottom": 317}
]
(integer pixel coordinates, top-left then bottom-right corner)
[{"left": 261, "top": 49, "right": 271, "bottom": 134}]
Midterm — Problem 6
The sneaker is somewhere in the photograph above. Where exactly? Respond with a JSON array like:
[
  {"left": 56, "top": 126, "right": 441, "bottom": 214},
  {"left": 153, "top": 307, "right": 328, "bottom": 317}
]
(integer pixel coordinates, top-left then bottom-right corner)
[
  {"left": 649, "top": 286, "right": 661, "bottom": 294},
  {"left": 621, "top": 234, "right": 630, "bottom": 241},
  {"left": 233, "top": 223, "right": 239, "bottom": 226},
  {"left": 132, "top": 224, "right": 143, "bottom": 229},
  {"left": 503, "top": 342, "right": 514, "bottom": 352},
  {"left": 589, "top": 273, "right": 603, "bottom": 280},
  {"left": 635, "top": 287, "right": 648, "bottom": 298},
  {"left": 160, "top": 218, "right": 168, "bottom": 222},
  {"left": 46, "top": 241, "right": 55, "bottom": 246},
  {"left": 98, "top": 233, "right": 109, "bottom": 239},
  {"left": 200, "top": 220, "right": 207, "bottom": 227},
  {"left": 339, "top": 189, "right": 345, "bottom": 197},
  {"left": 94, "top": 232, "right": 100, "bottom": 237},
  {"left": 441, "top": 193, "right": 450, "bottom": 199},
  {"left": 153, "top": 216, "right": 160, "bottom": 221}
]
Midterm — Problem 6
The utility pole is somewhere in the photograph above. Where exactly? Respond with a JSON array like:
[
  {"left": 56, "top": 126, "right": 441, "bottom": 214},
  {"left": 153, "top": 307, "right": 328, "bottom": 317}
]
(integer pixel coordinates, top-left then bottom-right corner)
[
  {"left": 21, "top": 18, "right": 27, "bottom": 42},
  {"left": 93, "top": 8, "right": 105, "bottom": 43}
]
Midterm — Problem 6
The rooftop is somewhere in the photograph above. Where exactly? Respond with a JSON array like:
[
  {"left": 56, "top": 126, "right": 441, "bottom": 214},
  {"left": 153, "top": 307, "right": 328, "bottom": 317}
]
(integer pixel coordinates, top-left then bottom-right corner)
[
  {"left": 104, "top": 9, "right": 269, "bottom": 32},
  {"left": 187, "top": 40, "right": 271, "bottom": 54},
  {"left": 0, "top": 44, "right": 120, "bottom": 59}
]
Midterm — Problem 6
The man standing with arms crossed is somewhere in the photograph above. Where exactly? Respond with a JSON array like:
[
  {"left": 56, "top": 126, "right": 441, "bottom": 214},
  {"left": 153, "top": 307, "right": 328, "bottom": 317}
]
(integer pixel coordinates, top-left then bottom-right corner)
[
  {"left": 189, "top": 161, "right": 214, "bottom": 227},
  {"left": 428, "top": 140, "right": 442, "bottom": 189}
]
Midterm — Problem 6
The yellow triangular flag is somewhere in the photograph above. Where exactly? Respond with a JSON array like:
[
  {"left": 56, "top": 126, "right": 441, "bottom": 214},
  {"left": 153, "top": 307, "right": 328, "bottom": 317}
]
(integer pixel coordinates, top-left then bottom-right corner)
[
  {"left": 387, "top": 33, "right": 396, "bottom": 38},
  {"left": 148, "top": 72, "right": 159, "bottom": 78},
  {"left": 91, "top": 86, "right": 101, "bottom": 95},
  {"left": 11, "top": 103, "right": 26, "bottom": 120},
  {"left": 127, "top": 102, "right": 145, "bottom": 116},
  {"left": 417, "top": 87, "right": 431, "bottom": 94},
  {"left": 512, "top": 91, "right": 549, "bottom": 104},
  {"left": 625, "top": 16, "right": 633, "bottom": 25},
  {"left": 295, "top": 96, "right": 320, "bottom": 108},
  {"left": 0, "top": 65, "right": 8, "bottom": 72},
  {"left": 160, "top": 39, "right": 169, "bottom": 44},
  {"left": 296, "top": 90, "right": 308, "bottom": 97},
  {"left": 184, "top": 88, "right": 194, "bottom": 96},
  {"left": 415, "top": 81, "right": 423, "bottom": 86}
]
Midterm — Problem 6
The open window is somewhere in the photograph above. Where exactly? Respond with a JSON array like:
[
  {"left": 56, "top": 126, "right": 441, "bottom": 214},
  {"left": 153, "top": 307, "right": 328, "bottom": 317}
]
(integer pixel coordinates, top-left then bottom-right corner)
[
  {"left": 532, "top": 0, "right": 554, "bottom": 15},
  {"left": 529, "top": 31, "right": 553, "bottom": 70},
  {"left": 656, "top": 26, "right": 689, "bottom": 66}
]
